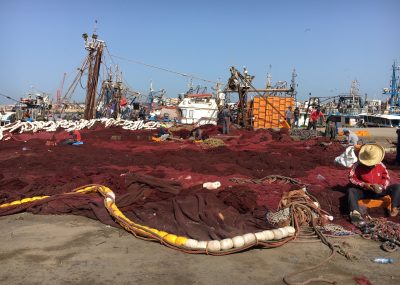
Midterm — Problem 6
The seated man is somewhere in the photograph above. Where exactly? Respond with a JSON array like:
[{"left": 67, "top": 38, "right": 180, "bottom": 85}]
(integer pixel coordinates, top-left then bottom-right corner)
[
  {"left": 61, "top": 130, "right": 82, "bottom": 145},
  {"left": 70, "top": 130, "right": 82, "bottom": 142},
  {"left": 157, "top": 124, "right": 171, "bottom": 141},
  {"left": 24, "top": 110, "right": 33, "bottom": 122},
  {"left": 347, "top": 144, "right": 400, "bottom": 223},
  {"left": 193, "top": 128, "right": 205, "bottom": 141}
]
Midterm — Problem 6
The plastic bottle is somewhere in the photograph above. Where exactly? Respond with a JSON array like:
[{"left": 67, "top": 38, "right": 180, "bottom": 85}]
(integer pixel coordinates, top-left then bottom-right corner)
[{"left": 372, "top": 258, "right": 394, "bottom": 264}]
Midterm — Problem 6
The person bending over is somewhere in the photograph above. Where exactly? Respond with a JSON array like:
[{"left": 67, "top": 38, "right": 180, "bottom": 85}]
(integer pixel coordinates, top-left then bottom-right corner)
[{"left": 343, "top": 128, "right": 359, "bottom": 146}]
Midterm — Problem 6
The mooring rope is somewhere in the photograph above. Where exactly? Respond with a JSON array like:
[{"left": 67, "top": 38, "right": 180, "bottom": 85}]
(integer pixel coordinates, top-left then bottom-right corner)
[{"left": 280, "top": 191, "right": 355, "bottom": 285}]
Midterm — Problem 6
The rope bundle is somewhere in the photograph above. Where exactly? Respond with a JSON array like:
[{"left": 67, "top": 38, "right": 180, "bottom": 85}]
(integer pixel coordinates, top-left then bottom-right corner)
[
  {"left": 281, "top": 190, "right": 353, "bottom": 285},
  {"left": 200, "top": 138, "right": 225, "bottom": 148}
]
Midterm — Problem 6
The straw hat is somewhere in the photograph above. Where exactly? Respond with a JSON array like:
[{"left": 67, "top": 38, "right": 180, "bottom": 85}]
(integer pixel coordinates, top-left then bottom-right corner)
[{"left": 358, "top": 144, "right": 385, "bottom": 166}]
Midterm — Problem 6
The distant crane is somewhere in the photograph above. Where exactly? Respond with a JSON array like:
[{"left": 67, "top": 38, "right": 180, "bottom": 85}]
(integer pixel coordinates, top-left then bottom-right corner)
[{"left": 56, "top": 72, "right": 67, "bottom": 107}]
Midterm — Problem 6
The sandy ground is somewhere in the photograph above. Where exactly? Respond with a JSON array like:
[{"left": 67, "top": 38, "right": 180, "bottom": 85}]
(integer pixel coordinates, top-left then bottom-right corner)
[{"left": 0, "top": 213, "right": 399, "bottom": 285}]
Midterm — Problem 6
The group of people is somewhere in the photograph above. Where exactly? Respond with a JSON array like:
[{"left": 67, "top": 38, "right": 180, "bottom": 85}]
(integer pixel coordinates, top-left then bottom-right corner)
[
  {"left": 284, "top": 106, "right": 301, "bottom": 128},
  {"left": 284, "top": 105, "right": 326, "bottom": 129}
]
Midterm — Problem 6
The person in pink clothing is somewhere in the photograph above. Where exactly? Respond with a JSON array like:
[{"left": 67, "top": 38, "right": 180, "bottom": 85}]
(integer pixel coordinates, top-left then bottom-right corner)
[{"left": 347, "top": 144, "right": 400, "bottom": 223}]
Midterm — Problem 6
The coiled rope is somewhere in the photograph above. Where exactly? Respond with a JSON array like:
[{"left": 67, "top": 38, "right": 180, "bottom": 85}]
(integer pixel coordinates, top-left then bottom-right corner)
[{"left": 280, "top": 191, "right": 354, "bottom": 285}]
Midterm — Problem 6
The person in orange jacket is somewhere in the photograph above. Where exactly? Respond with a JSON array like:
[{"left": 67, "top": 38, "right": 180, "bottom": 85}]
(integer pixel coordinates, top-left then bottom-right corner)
[
  {"left": 70, "top": 130, "right": 82, "bottom": 142},
  {"left": 61, "top": 130, "right": 82, "bottom": 145}
]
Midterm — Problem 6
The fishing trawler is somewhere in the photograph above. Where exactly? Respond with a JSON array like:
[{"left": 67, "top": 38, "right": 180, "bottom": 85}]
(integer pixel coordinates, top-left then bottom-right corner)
[
  {"left": 298, "top": 80, "right": 367, "bottom": 127},
  {"left": 359, "top": 62, "right": 400, "bottom": 127},
  {"left": 0, "top": 90, "right": 52, "bottom": 124},
  {"left": 358, "top": 113, "right": 400, "bottom": 127},
  {"left": 178, "top": 93, "right": 219, "bottom": 125}
]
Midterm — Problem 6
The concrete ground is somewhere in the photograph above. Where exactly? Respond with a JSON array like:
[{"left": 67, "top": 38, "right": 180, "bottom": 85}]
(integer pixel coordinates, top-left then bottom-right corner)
[
  {"left": 321, "top": 127, "right": 398, "bottom": 150},
  {"left": 0, "top": 213, "right": 399, "bottom": 285},
  {"left": 347, "top": 127, "right": 398, "bottom": 139}
]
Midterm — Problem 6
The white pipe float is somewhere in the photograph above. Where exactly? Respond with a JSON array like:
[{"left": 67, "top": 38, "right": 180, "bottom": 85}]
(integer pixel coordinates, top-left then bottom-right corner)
[
  {"left": 1, "top": 184, "right": 298, "bottom": 254},
  {"left": 182, "top": 226, "right": 295, "bottom": 252}
]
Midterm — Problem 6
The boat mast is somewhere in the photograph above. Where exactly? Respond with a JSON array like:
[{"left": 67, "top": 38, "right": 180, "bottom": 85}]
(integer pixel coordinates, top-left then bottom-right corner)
[
  {"left": 389, "top": 61, "right": 399, "bottom": 112},
  {"left": 82, "top": 21, "right": 104, "bottom": 120}
]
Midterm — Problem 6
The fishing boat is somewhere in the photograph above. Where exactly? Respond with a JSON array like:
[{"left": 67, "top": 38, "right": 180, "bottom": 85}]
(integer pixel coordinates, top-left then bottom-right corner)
[
  {"left": 0, "top": 111, "right": 16, "bottom": 126},
  {"left": 178, "top": 93, "right": 219, "bottom": 125},
  {"left": 358, "top": 113, "right": 400, "bottom": 127},
  {"left": 357, "top": 62, "right": 400, "bottom": 127}
]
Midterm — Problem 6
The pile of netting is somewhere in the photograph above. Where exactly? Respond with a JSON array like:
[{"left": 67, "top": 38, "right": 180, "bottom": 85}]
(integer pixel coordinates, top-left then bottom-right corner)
[
  {"left": 0, "top": 124, "right": 399, "bottom": 244},
  {"left": 290, "top": 128, "right": 325, "bottom": 140},
  {"left": 200, "top": 138, "right": 225, "bottom": 148},
  {"left": 0, "top": 176, "right": 334, "bottom": 255},
  {"left": 2, "top": 123, "right": 399, "bottom": 284}
]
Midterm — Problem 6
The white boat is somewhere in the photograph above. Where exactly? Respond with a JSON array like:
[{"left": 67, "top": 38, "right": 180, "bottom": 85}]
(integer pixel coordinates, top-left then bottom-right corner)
[
  {"left": 178, "top": 93, "right": 219, "bottom": 125},
  {"left": 359, "top": 113, "right": 400, "bottom": 127},
  {"left": 0, "top": 111, "right": 16, "bottom": 126}
]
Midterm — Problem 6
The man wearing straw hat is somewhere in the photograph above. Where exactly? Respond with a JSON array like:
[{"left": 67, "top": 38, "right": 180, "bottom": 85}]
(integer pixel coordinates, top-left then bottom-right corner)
[{"left": 347, "top": 144, "right": 400, "bottom": 223}]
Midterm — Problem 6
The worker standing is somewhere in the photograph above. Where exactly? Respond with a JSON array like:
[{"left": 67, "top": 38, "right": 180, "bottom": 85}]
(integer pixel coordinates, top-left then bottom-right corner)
[
  {"left": 221, "top": 105, "right": 231, "bottom": 135},
  {"left": 347, "top": 144, "right": 400, "bottom": 223},
  {"left": 293, "top": 107, "right": 300, "bottom": 127},
  {"left": 325, "top": 115, "right": 338, "bottom": 140},
  {"left": 308, "top": 106, "right": 324, "bottom": 130},
  {"left": 284, "top": 106, "right": 292, "bottom": 127}
]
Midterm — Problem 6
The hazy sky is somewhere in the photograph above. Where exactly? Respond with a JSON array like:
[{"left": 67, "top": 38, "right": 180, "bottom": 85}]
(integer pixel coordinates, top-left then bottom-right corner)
[{"left": 0, "top": 0, "right": 398, "bottom": 104}]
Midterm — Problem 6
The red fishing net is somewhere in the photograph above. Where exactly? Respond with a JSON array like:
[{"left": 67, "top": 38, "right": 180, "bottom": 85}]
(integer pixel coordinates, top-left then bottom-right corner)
[{"left": 1, "top": 126, "right": 399, "bottom": 239}]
